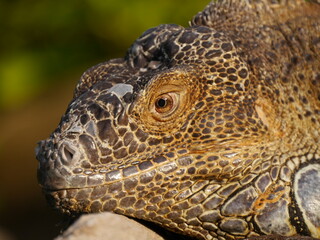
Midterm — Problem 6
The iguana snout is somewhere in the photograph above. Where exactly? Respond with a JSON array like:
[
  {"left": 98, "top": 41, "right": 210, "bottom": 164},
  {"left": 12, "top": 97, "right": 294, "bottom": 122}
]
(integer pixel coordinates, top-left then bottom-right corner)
[{"left": 37, "top": 82, "right": 136, "bottom": 191}]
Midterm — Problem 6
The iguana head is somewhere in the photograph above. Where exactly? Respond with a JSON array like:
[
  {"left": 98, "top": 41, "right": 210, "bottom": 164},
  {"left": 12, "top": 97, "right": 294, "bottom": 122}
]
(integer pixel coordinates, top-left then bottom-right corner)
[{"left": 36, "top": 22, "right": 268, "bottom": 236}]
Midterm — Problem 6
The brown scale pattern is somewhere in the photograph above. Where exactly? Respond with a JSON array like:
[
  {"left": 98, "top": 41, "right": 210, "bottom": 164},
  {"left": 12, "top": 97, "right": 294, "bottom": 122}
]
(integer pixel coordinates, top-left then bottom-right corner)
[{"left": 36, "top": 1, "right": 320, "bottom": 240}]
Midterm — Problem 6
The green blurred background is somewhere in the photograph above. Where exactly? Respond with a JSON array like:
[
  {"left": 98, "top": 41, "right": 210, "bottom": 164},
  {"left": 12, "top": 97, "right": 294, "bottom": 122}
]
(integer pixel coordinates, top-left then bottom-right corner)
[{"left": 0, "top": 0, "right": 207, "bottom": 239}]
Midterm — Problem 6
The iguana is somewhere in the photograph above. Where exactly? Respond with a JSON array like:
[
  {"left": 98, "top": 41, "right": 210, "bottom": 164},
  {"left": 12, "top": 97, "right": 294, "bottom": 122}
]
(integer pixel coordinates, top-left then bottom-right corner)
[{"left": 36, "top": 0, "right": 320, "bottom": 239}]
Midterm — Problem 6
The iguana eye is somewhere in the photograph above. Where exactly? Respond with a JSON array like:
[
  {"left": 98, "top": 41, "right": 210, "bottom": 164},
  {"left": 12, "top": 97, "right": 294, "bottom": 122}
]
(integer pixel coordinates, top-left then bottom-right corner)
[
  {"left": 139, "top": 70, "right": 198, "bottom": 126},
  {"left": 155, "top": 94, "right": 174, "bottom": 113},
  {"left": 152, "top": 92, "right": 179, "bottom": 119}
]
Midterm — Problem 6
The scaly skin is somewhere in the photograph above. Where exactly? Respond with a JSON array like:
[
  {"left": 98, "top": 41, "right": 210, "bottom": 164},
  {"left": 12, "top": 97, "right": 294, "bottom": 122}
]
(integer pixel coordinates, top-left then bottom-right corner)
[{"left": 36, "top": 1, "right": 320, "bottom": 239}]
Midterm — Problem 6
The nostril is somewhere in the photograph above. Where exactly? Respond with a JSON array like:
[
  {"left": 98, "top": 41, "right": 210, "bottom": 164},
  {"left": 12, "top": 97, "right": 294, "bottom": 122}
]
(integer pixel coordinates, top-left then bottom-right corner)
[
  {"left": 61, "top": 143, "right": 77, "bottom": 164},
  {"left": 64, "top": 146, "right": 74, "bottom": 161}
]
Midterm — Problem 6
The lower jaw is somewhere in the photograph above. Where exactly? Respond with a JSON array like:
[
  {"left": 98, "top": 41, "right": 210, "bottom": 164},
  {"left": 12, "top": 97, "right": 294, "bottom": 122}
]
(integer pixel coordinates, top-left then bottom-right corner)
[
  {"left": 43, "top": 188, "right": 91, "bottom": 215},
  {"left": 41, "top": 182, "right": 119, "bottom": 215}
]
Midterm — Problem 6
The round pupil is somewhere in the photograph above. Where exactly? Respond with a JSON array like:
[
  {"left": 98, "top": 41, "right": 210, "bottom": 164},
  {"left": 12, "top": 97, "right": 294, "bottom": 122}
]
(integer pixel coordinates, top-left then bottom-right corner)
[{"left": 157, "top": 98, "right": 167, "bottom": 108}]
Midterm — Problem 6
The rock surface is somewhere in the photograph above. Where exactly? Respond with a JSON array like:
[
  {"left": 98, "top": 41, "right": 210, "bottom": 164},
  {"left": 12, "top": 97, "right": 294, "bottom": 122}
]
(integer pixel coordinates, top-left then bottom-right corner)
[{"left": 55, "top": 212, "right": 163, "bottom": 240}]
